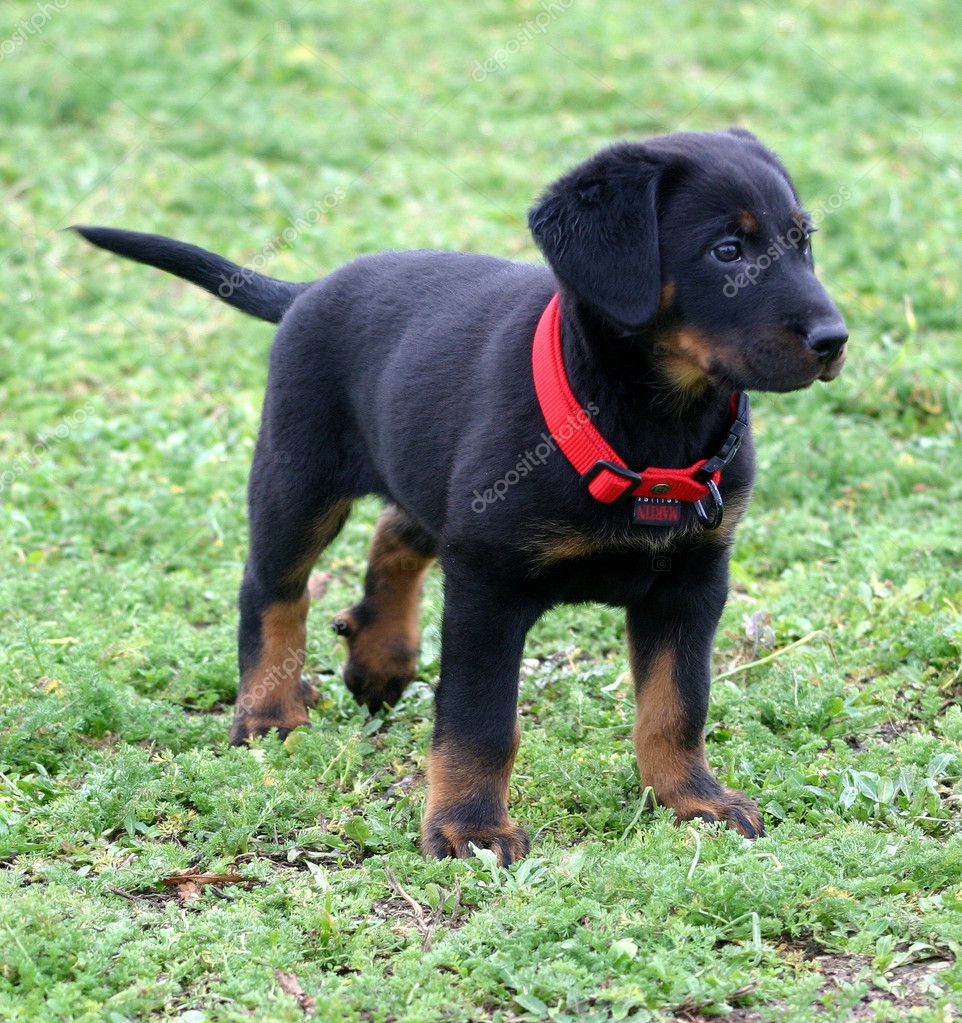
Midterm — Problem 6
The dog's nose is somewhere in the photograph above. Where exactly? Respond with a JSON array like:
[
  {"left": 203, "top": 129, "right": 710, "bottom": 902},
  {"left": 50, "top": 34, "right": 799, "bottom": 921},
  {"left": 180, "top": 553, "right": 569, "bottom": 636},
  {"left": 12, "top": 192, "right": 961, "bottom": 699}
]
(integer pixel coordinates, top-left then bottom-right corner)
[{"left": 806, "top": 320, "right": 848, "bottom": 360}]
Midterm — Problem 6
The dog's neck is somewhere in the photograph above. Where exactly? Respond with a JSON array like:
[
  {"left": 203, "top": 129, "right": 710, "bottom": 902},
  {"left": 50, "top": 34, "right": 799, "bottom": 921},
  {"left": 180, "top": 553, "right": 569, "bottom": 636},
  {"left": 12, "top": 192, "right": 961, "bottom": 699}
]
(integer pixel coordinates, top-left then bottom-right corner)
[{"left": 557, "top": 290, "right": 736, "bottom": 467}]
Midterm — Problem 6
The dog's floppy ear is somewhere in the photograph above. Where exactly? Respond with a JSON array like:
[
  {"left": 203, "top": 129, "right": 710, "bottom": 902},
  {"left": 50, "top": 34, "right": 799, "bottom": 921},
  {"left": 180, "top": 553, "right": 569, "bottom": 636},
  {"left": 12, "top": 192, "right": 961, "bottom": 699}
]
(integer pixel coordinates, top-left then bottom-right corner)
[
  {"left": 725, "top": 127, "right": 798, "bottom": 196},
  {"left": 528, "top": 143, "right": 668, "bottom": 330},
  {"left": 725, "top": 126, "right": 762, "bottom": 144}
]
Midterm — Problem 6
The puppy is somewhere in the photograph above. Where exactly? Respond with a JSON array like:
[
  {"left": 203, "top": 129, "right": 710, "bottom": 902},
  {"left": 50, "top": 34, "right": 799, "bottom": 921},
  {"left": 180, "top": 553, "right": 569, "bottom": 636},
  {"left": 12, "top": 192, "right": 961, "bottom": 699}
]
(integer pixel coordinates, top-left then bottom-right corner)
[{"left": 75, "top": 128, "right": 847, "bottom": 863}]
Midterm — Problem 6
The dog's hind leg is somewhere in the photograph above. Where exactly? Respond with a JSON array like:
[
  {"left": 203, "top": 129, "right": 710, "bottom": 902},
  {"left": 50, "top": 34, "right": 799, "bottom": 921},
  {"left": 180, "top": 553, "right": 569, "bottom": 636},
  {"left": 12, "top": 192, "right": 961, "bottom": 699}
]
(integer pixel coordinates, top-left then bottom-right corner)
[
  {"left": 332, "top": 504, "right": 435, "bottom": 712},
  {"left": 229, "top": 449, "right": 352, "bottom": 744}
]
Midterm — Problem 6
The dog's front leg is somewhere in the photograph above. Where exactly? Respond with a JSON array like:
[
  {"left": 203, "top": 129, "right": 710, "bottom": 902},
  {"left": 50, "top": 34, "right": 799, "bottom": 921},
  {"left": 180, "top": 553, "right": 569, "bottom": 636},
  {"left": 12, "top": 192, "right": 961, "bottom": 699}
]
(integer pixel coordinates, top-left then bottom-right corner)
[
  {"left": 421, "top": 562, "right": 541, "bottom": 865},
  {"left": 627, "top": 552, "right": 764, "bottom": 838}
]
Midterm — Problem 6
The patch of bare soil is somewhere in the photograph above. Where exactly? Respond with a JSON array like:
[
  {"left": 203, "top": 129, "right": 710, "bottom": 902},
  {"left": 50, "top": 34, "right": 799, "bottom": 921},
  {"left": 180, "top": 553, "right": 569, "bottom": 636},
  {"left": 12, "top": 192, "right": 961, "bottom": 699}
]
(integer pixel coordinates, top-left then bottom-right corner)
[{"left": 709, "top": 950, "right": 954, "bottom": 1022}]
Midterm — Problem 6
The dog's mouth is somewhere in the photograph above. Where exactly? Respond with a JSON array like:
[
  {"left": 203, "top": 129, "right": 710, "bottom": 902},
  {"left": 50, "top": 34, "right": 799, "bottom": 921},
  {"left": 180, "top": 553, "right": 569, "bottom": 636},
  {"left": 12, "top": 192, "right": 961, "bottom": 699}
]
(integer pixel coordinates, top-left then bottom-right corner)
[
  {"left": 658, "top": 328, "right": 848, "bottom": 395},
  {"left": 817, "top": 344, "right": 847, "bottom": 381},
  {"left": 725, "top": 342, "right": 847, "bottom": 393}
]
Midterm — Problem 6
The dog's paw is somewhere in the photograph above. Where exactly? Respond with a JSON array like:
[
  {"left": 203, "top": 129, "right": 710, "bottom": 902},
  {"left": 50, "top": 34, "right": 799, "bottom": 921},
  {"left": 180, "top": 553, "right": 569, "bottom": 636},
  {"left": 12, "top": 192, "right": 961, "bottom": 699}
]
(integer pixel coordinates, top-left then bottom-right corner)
[
  {"left": 332, "top": 610, "right": 416, "bottom": 714},
  {"left": 299, "top": 677, "right": 320, "bottom": 709},
  {"left": 228, "top": 692, "right": 312, "bottom": 746},
  {"left": 228, "top": 714, "right": 309, "bottom": 745},
  {"left": 421, "top": 813, "right": 530, "bottom": 865},
  {"left": 666, "top": 787, "right": 765, "bottom": 839},
  {"left": 343, "top": 662, "right": 410, "bottom": 714}
]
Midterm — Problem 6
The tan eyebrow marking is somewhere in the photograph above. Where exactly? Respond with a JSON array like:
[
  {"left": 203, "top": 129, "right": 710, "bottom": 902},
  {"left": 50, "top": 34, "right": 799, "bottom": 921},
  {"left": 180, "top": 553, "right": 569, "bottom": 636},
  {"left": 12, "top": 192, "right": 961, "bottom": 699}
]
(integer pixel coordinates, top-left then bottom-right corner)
[{"left": 737, "top": 210, "right": 759, "bottom": 234}]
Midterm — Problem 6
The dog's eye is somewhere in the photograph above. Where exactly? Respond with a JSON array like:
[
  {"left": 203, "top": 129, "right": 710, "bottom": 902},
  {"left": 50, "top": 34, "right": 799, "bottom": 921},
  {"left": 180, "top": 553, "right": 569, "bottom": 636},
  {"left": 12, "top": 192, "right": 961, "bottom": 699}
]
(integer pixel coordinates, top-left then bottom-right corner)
[
  {"left": 711, "top": 241, "right": 742, "bottom": 263},
  {"left": 795, "top": 225, "right": 816, "bottom": 253}
]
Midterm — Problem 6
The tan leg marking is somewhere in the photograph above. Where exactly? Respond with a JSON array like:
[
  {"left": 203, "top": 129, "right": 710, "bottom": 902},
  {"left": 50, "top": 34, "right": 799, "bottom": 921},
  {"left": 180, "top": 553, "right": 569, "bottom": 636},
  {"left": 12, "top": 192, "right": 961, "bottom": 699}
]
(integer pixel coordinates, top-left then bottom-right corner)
[
  {"left": 230, "top": 500, "right": 351, "bottom": 743},
  {"left": 285, "top": 499, "right": 353, "bottom": 589},
  {"left": 333, "top": 506, "right": 433, "bottom": 711},
  {"left": 230, "top": 594, "right": 311, "bottom": 742},
  {"left": 631, "top": 647, "right": 763, "bottom": 838},
  {"left": 421, "top": 723, "right": 528, "bottom": 864},
  {"left": 632, "top": 649, "right": 709, "bottom": 797}
]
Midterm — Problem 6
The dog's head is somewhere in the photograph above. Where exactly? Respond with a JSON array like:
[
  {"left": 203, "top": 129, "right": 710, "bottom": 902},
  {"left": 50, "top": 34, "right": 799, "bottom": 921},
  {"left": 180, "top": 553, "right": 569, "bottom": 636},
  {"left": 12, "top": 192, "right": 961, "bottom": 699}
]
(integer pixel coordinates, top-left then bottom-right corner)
[{"left": 529, "top": 129, "right": 847, "bottom": 393}]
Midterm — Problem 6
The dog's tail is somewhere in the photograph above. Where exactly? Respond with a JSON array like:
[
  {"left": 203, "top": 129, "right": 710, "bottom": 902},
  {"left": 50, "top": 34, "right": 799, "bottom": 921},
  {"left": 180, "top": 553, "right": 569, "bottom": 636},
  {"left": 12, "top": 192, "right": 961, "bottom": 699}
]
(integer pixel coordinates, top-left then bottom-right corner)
[{"left": 71, "top": 226, "right": 309, "bottom": 323}]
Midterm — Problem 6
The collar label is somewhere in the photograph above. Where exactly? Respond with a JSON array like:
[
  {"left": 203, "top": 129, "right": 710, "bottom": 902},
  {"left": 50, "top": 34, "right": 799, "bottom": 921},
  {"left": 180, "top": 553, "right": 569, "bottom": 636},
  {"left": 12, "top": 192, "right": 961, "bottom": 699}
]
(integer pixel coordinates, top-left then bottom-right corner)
[{"left": 632, "top": 496, "right": 682, "bottom": 526}]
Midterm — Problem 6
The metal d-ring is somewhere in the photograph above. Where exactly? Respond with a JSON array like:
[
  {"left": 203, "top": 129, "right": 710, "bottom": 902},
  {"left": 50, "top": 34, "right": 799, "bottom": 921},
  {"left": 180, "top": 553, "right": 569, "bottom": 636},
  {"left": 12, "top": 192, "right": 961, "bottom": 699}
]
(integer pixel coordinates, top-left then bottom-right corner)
[{"left": 694, "top": 478, "right": 724, "bottom": 529}]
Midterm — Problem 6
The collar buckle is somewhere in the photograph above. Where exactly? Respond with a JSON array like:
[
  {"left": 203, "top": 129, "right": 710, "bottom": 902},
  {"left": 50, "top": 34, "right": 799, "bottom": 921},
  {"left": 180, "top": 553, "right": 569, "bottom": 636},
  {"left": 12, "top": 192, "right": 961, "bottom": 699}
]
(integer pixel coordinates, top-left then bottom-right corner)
[
  {"left": 700, "top": 432, "right": 743, "bottom": 477},
  {"left": 698, "top": 395, "right": 751, "bottom": 477}
]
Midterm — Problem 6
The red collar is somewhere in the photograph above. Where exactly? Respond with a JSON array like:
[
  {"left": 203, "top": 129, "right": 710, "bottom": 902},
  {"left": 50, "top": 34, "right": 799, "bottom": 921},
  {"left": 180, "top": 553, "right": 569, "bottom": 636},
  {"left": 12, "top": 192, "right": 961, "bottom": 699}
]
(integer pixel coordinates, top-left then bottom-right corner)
[{"left": 532, "top": 293, "right": 750, "bottom": 526}]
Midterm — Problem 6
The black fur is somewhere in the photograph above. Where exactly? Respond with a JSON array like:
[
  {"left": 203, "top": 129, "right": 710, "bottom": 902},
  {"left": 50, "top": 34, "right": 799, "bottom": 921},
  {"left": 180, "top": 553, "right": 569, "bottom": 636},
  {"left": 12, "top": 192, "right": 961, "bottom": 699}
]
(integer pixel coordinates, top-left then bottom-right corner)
[
  {"left": 70, "top": 225, "right": 308, "bottom": 322},
  {"left": 75, "top": 129, "right": 847, "bottom": 857}
]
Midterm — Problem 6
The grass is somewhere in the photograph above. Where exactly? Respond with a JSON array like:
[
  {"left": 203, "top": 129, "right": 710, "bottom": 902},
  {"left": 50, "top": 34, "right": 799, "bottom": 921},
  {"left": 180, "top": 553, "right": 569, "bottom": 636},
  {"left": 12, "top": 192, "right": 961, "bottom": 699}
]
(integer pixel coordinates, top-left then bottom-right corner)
[{"left": 2, "top": 0, "right": 962, "bottom": 1019}]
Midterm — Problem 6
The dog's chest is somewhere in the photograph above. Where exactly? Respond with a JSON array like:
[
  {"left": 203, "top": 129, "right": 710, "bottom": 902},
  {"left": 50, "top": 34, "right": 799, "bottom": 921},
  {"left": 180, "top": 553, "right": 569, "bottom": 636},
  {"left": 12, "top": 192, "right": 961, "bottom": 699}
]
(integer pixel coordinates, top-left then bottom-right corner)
[
  {"left": 524, "top": 515, "right": 700, "bottom": 570},
  {"left": 522, "top": 485, "right": 750, "bottom": 576}
]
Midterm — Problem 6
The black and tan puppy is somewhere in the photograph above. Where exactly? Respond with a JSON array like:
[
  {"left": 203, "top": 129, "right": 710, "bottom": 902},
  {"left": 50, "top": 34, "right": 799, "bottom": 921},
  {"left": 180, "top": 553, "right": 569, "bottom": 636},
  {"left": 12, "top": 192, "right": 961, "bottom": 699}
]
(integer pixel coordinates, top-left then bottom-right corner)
[{"left": 75, "top": 129, "right": 847, "bottom": 863}]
